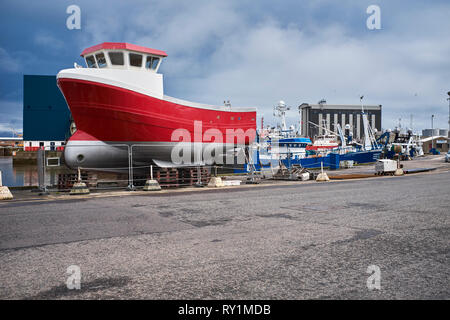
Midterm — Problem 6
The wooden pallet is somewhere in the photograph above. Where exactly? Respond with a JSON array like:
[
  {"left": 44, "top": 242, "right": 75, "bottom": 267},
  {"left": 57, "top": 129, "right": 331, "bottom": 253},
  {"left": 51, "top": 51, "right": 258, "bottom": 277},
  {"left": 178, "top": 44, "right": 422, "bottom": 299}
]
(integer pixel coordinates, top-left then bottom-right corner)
[
  {"left": 155, "top": 168, "right": 179, "bottom": 188},
  {"left": 179, "top": 168, "right": 211, "bottom": 186}
]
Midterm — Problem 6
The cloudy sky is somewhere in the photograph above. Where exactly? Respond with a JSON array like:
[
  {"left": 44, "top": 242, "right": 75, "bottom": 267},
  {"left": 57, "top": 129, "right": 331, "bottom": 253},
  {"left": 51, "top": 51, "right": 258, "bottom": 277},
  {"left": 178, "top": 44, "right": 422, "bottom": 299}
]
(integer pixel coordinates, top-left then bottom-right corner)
[{"left": 0, "top": 0, "right": 449, "bottom": 136}]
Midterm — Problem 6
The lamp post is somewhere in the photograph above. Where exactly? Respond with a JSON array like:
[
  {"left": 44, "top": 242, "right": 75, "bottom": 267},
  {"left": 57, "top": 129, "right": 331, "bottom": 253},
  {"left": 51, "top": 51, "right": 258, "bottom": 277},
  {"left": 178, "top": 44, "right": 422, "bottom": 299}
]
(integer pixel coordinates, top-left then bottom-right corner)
[
  {"left": 447, "top": 91, "right": 450, "bottom": 135},
  {"left": 431, "top": 114, "right": 435, "bottom": 150},
  {"left": 360, "top": 95, "right": 364, "bottom": 141},
  {"left": 360, "top": 95, "right": 364, "bottom": 113}
]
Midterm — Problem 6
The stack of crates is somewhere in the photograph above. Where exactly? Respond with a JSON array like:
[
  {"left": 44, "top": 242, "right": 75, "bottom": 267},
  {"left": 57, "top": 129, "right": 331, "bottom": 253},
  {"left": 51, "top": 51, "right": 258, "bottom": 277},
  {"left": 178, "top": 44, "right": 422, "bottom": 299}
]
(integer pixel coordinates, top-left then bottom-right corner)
[
  {"left": 155, "top": 168, "right": 179, "bottom": 188},
  {"left": 180, "top": 167, "right": 210, "bottom": 186}
]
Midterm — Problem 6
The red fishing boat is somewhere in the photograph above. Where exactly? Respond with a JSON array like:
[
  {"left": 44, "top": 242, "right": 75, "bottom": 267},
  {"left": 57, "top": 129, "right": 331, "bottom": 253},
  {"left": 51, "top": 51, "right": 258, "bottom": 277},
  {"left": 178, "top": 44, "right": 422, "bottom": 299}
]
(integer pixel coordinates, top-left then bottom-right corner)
[
  {"left": 306, "top": 134, "right": 339, "bottom": 152},
  {"left": 57, "top": 42, "right": 257, "bottom": 170}
]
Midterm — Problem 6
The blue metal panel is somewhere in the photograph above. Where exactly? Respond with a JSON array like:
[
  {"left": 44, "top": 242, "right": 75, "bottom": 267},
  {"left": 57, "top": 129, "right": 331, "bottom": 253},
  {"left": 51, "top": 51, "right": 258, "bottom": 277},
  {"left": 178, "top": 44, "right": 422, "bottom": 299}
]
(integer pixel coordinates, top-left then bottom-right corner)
[
  {"left": 268, "top": 137, "right": 312, "bottom": 144},
  {"left": 23, "top": 75, "right": 71, "bottom": 141},
  {"left": 329, "top": 153, "right": 340, "bottom": 170}
]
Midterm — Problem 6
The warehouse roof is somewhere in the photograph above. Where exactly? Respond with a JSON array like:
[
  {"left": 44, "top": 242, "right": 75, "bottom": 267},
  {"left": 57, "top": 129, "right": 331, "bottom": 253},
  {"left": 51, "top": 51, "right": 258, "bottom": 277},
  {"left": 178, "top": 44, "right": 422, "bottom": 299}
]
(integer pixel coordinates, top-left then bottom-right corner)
[
  {"left": 420, "top": 136, "right": 449, "bottom": 142},
  {"left": 299, "top": 103, "right": 382, "bottom": 110}
]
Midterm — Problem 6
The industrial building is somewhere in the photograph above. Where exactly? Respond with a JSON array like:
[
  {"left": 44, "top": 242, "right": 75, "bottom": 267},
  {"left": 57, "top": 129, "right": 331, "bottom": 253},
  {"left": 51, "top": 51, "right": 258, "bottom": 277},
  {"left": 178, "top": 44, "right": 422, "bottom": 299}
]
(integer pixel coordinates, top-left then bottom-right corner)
[
  {"left": 422, "top": 129, "right": 449, "bottom": 138},
  {"left": 299, "top": 103, "right": 382, "bottom": 141},
  {"left": 0, "top": 137, "right": 23, "bottom": 148},
  {"left": 420, "top": 136, "right": 449, "bottom": 154},
  {"left": 22, "top": 75, "right": 72, "bottom": 151},
  {"left": 0, "top": 137, "right": 23, "bottom": 156}
]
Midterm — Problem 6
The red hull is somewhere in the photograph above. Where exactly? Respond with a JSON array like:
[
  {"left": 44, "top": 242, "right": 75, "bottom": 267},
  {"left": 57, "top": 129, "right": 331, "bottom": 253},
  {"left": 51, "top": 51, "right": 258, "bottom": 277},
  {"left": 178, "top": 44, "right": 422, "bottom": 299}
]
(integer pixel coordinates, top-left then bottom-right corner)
[{"left": 57, "top": 78, "right": 256, "bottom": 144}]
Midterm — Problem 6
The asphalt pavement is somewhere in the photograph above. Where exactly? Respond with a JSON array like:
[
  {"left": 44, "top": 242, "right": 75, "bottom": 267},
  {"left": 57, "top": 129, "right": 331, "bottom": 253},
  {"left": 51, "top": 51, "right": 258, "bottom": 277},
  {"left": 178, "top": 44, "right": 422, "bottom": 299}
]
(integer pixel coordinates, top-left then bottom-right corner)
[{"left": 0, "top": 170, "right": 449, "bottom": 299}]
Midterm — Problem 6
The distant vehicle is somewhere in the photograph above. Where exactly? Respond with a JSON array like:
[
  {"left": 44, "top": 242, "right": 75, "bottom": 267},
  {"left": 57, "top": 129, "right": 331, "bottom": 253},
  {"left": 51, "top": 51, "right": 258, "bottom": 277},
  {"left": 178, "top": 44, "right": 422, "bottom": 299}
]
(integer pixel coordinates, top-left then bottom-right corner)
[
  {"left": 445, "top": 151, "right": 450, "bottom": 162},
  {"left": 375, "top": 159, "right": 397, "bottom": 175}
]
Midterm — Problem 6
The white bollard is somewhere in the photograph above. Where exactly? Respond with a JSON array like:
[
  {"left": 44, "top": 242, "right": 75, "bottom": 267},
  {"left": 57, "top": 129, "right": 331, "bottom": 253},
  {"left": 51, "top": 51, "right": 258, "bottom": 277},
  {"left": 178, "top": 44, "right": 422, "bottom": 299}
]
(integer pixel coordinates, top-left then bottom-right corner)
[
  {"left": 0, "top": 171, "right": 14, "bottom": 200},
  {"left": 143, "top": 165, "right": 161, "bottom": 191},
  {"left": 316, "top": 161, "right": 330, "bottom": 182},
  {"left": 207, "top": 176, "right": 224, "bottom": 187},
  {"left": 70, "top": 167, "right": 90, "bottom": 195}
]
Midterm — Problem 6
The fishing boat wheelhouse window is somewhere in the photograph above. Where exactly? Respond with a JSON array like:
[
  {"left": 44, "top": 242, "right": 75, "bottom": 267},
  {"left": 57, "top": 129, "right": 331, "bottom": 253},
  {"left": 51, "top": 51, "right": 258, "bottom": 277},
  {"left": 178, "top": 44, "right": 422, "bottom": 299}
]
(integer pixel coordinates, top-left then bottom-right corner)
[
  {"left": 145, "top": 56, "right": 160, "bottom": 70},
  {"left": 86, "top": 55, "right": 97, "bottom": 68},
  {"left": 108, "top": 52, "right": 124, "bottom": 65},
  {"left": 129, "top": 53, "right": 143, "bottom": 67},
  {"left": 95, "top": 52, "right": 107, "bottom": 68}
]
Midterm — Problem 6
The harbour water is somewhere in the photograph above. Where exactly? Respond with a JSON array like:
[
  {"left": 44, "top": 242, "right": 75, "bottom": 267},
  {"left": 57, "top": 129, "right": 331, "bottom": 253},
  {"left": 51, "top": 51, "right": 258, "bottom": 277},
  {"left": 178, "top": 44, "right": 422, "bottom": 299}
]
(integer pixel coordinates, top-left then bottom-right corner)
[{"left": 0, "top": 157, "right": 66, "bottom": 187}]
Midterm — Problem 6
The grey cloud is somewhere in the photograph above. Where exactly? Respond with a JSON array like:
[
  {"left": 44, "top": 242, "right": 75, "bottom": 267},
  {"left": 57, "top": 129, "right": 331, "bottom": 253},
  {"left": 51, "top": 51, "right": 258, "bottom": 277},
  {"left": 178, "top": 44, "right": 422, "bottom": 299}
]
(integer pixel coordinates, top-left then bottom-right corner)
[
  {"left": 39, "top": 0, "right": 450, "bottom": 131},
  {"left": 34, "top": 32, "right": 65, "bottom": 51},
  {"left": 0, "top": 48, "right": 21, "bottom": 73}
]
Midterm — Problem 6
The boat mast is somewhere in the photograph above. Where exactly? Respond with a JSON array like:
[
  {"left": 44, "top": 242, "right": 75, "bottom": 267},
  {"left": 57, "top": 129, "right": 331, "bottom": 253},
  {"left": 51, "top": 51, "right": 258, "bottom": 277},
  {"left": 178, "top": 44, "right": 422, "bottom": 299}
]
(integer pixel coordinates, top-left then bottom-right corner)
[
  {"left": 360, "top": 95, "right": 372, "bottom": 150},
  {"left": 308, "top": 121, "right": 339, "bottom": 137},
  {"left": 336, "top": 123, "right": 347, "bottom": 148},
  {"left": 360, "top": 95, "right": 378, "bottom": 150}
]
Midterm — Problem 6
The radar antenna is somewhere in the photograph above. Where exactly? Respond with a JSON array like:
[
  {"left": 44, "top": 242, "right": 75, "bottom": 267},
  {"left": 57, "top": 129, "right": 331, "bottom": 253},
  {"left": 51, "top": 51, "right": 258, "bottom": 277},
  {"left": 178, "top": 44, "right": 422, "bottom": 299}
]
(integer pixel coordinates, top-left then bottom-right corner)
[{"left": 273, "top": 100, "right": 290, "bottom": 131}]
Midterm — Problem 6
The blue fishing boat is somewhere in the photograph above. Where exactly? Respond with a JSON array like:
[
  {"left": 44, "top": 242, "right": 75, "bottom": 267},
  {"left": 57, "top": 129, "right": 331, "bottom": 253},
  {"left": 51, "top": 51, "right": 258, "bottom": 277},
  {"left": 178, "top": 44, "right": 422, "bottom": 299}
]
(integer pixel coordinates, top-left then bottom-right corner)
[{"left": 237, "top": 100, "right": 382, "bottom": 173}]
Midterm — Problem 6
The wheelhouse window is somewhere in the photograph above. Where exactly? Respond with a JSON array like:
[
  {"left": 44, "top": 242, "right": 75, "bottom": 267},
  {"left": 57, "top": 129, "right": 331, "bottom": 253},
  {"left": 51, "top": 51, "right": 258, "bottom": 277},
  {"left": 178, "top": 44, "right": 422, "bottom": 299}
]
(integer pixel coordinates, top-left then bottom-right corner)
[
  {"left": 151, "top": 57, "right": 160, "bottom": 69},
  {"left": 95, "top": 52, "right": 107, "bottom": 68},
  {"left": 145, "top": 56, "right": 151, "bottom": 69},
  {"left": 86, "top": 55, "right": 97, "bottom": 68},
  {"left": 145, "top": 56, "right": 160, "bottom": 70},
  {"left": 129, "top": 53, "right": 143, "bottom": 67},
  {"left": 108, "top": 52, "right": 124, "bottom": 65}
]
